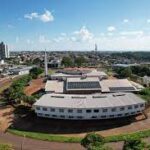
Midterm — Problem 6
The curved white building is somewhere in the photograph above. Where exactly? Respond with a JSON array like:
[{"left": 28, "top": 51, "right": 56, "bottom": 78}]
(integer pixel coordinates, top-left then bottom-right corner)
[
  {"left": 33, "top": 67, "right": 145, "bottom": 120},
  {"left": 33, "top": 93, "right": 145, "bottom": 120}
]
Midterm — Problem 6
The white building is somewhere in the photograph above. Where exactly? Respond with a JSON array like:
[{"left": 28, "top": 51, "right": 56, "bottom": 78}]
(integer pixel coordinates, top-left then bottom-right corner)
[
  {"left": 33, "top": 61, "right": 145, "bottom": 120},
  {"left": 100, "top": 79, "right": 144, "bottom": 93},
  {"left": 9, "top": 66, "right": 33, "bottom": 75},
  {"left": 50, "top": 69, "right": 108, "bottom": 80},
  {"left": 48, "top": 59, "right": 61, "bottom": 68},
  {"left": 33, "top": 93, "right": 145, "bottom": 120}
]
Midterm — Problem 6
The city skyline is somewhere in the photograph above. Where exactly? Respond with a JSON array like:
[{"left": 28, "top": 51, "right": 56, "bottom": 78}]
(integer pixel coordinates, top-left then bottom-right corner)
[{"left": 1, "top": 0, "right": 150, "bottom": 51}]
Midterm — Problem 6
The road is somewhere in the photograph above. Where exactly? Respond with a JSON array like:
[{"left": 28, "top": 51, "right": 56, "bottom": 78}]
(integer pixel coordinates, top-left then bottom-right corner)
[{"left": 0, "top": 132, "right": 85, "bottom": 150}]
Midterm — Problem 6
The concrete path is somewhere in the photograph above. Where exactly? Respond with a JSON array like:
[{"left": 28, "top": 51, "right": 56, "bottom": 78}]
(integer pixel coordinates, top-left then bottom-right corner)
[{"left": 0, "top": 132, "right": 85, "bottom": 150}]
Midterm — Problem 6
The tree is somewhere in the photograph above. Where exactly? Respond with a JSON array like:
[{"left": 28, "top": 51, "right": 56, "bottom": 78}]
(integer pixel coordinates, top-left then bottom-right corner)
[
  {"left": 123, "top": 137, "right": 150, "bottom": 150},
  {"left": 22, "top": 95, "right": 36, "bottom": 105},
  {"left": 81, "top": 133, "right": 112, "bottom": 150},
  {"left": 2, "top": 75, "right": 32, "bottom": 104},
  {"left": 114, "top": 67, "right": 132, "bottom": 78},
  {"left": 61, "top": 56, "right": 73, "bottom": 67},
  {"left": 30, "top": 67, "right": 43, "bottom": 79},
  {"left": 32, "top": 58, "right": 43, "bottom": 66},
  {"left": 75, "top": 56, "right": 86, "bottom": 67}
]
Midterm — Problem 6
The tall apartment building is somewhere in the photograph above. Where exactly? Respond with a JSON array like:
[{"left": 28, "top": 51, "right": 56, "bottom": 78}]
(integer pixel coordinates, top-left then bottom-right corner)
[{"left": 0, "top": 42, "right": 10, "bottom": 59}]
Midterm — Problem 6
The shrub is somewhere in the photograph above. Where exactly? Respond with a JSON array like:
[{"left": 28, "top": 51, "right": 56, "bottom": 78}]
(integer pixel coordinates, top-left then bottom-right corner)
[
  {"left": 123, "top": 137, "right": 149, "bottom": 150},
  {"left": 81, "top": 133, "right": 111, "bottom": 150}
]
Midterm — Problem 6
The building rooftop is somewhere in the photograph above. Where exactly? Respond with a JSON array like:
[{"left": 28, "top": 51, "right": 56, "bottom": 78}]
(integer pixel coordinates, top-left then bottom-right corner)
[
  {"left": 34, "top": 92, "right": 145, "bottom": 109},
  {"left": 45, "top": 80, "right": 64, "bottom": 93},
  {"left": 50, "top": 69, "right": 107, "bottom": 78},
  {"left": 66, "top": 77, "right": 101, "bottom": 91},
  {"left": 100, "top": 79, "right": 137, "bottom": 92}
]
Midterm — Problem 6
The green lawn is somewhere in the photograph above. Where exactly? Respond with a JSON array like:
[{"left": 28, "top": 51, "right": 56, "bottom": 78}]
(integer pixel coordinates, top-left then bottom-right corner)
[
  {"left": 0, "top": 143, "right": 13, "bottom": 150},
  {"left": 8, "top": 128, "right": 150, "bottom": 143},
  {"left": 138, "top": 94, "right": 150, "bottom": 103},
  {"left": 8, "top": 129, "right": 82, "bottom": 143}
]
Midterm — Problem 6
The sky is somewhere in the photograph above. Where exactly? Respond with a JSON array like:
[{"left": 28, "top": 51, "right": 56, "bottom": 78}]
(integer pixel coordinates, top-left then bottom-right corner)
[{"left": 1, "top": 0, "right": 150, "bottom": 51}]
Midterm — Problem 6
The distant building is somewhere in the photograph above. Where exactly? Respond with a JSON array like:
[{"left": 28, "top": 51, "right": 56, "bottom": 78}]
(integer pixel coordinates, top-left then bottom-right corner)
[
  {"left": 48, "top": 59, "right": 61, "bottom": 68},
  {"left": 112, "top": 63, "right": 139, "bottom": 68},
  {"left": 9, "top": 66, "right": 33, "bottom": 75},
  {"left": 0, "top": 42, "right": 10, "bottom": 59}
]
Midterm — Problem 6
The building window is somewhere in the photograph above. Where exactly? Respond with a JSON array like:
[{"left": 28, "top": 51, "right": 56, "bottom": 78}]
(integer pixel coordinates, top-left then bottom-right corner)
[
  {"left": 77, "top": 116, "right": 83, "bottom": 119},
  {"left": 134, "top": 105, "right": 139, "bottom": 109},
  {"left": 86, "top": 109, "right": 91, "bottom": 113},
  {"left": 52, "top": 115, "right": 57, "bottom": 117},
  {"left": 37, "top": 113, "right": 42, "bottom": 116},
  {"left": 102, "top": 109, "right": 107, "bottom": 113},
  {"left": 109, "top": 115, "right": 114, "bottom": 118},
  {"left": 111, "top": 108, "right": 116, "bottom": 112},
  {"left": 36, "top": 107, "right": 40, "bottom": 110},
  {"left": 77, "top": 109, "right": 82, "bottom": 113},
  {"left": 140, "top": 104, "right": 144, "bottom": 107},
  {"left": 101, "top": 115, "right": 106, "bottom": 118},
  {"left": 45, "top": 114, "right": 49, "bottom": 117},
  {"left": 118, "top": 114, "right": 122, "bottom": 117},
  {"left": 94, "top": 109, "right": 99, "bottom": 113},
  {"left": 51, "top": 108, "right": 55, "bottom": 112},
  {"left": 43, "top": 107, "right": 47, "bottom": 111},
  {"left": 60, "top": 115, "right": 65, "bottom": 118},
  {"left": 59, "top": 109, "right": 64, "bottom": 113},
  {"left": 69, "top": 116, "right": 74, "bottom": 119},
  {"left": 120, "top": 107, "right": 125, "bottom": 111},
  {"left": 128, "top": 106, "right": 132, "bottom": 110},
  {"left": 125, "top": 113, "right": 129, "bottom": 116},
  {"left": 68, "top": 109, "right": 73, "bottom": 113},
  {"left": 131, "top": 112, "right": 135, "bottom": 115},
  {"left": 91, "top": 116, "right": 97, "bottom": 119}
]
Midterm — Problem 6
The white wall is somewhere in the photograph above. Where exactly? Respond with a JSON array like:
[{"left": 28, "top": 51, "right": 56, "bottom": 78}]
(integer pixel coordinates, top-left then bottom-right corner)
[{"left": 34, "top": 103, "right": 145, "bottom": 120}]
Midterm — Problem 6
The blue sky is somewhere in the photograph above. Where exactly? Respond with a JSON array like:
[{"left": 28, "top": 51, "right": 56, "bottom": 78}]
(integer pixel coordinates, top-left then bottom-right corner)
[{"left": 1, "top": 0, "right": 150, "bottom": 51}]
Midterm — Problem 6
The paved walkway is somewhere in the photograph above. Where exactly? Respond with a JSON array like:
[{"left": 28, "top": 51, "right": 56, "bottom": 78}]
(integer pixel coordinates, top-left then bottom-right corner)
[{"left": 0, "top": 132, "right": 85, "bottom": 150}]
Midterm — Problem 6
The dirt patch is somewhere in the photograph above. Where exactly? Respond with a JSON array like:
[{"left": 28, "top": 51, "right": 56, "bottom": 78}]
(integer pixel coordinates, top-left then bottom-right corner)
[
  {"left": 24, "top": 78, "right": 45, "bottom": 96},
  {"left": 0, "top": 106, "right": 14, "bottom": 132}
]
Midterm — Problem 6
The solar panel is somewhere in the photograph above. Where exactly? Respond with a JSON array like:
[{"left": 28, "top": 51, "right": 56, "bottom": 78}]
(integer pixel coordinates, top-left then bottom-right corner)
[
  {"left": 67, "top": 81, "right": 101, "bottom": 89},
  {"left": 109, "top": 87, "right": 135, "bottom": 91}
]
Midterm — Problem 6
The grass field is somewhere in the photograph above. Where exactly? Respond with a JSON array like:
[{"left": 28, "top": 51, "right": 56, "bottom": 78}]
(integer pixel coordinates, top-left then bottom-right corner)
[
  {"left": 8, "top": 129, "right": 81, "bottom": 143},
  {"left": 0, "top": 143, "right": 13, "bottom": 150},
  {"left": 8, "top": 128, "right": 150, "bottom": 143}
]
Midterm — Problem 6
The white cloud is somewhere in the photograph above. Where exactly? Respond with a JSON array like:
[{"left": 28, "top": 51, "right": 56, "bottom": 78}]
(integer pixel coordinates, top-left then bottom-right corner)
[
  {"left": 39, "top": 35, "right": 51, "bottom": 43},
  {"left": 24, "top": 10, "right": 54, "bottom": 23},
  {"left": 147, "top": 19, "right": 150, "bottom": 23},
  {"left": 15, "top": 37, "right": 19, "bottom": 43},
  {"left": 73, "top": 26, "right": 93, "bottom": 42},
  {"left": 123, "top": 19, "right": 129, "bottom": 23},
  {"left": 107, "top": 26, "right": 116, "bottom": 32},
  {"left": 26, "top": 39, "right": 33, "bottom": 44},
  {"left": 7, "top": 24, "right": 14, "bottom": 29},
  {"left": 120, "top": 30, "right": 144, "bottom": 36},
  {"left": 61, "top": 33, "right": 67, "bottom": 36},
  {"left": 107, "top": 32, "right": 113, "bottom": 36}
]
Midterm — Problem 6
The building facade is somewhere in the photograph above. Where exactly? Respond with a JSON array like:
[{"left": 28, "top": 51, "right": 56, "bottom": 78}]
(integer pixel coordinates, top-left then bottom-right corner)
[
  {"left": 34, "top": 93, "right": 145, "bottom": 120},
  {"left": 0, "top": 42, "right": 9, "bottom": 59}
]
